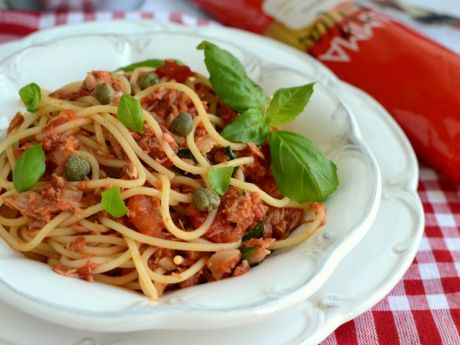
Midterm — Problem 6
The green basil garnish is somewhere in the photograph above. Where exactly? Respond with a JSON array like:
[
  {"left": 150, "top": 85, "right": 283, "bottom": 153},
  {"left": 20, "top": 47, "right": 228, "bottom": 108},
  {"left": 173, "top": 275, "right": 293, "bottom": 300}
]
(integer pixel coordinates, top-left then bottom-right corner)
[
  {"left": 269, "top": 130, "right": 338, "bottom": 202},
  {"left": 241, "top": 247, "right": 258, "bottom": 261},
  {"left": 225, "top": 146, "right": 236, "bottom": 160},
  {"left": 198, "top": 41, "right": 339, "bottom": 202},
  {"left": 242, "top": 222, "right": 264, "bottom": 241},
  {"left": 177, "top": 149, "right": 195, "bottom": 160},
  {"left": 117, "top": 94, "right": 144, "bottom": 133},
  {"left": 175, "top": 150, "right": 195, "bottom": 176},
  {"left": 197, "top": 41, "right": 268, "bottom": 113},
  {"left": 101, "top": 186, "right": 128, "bottom": 217},
  {"left": 19, "top": 82, "right": 41, "bottom": 112},
  {"left": 116, "top": 59, "right": 166, "bottom": 72},
  {"left": 116, "top": 59, "right": 185, "bottom": 72},
  {"left": 220, "top": 109, "right": 270, "bottom": 145},
  {"left": 268, "top": 83, "right": 315, "bottom": 126},
  {"left": 208, "top": 166, "right": 234, "bottom": 196},
  {"left": 13, "top": 144, "right": 46, "bottom": 192}
]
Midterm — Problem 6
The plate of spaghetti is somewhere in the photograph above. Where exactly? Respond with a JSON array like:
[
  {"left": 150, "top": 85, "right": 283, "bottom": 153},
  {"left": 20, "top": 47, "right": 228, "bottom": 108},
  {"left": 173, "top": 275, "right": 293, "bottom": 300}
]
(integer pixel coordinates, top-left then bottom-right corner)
[{"left": 0, "top": 32, "right": 380, "bottom": 331}]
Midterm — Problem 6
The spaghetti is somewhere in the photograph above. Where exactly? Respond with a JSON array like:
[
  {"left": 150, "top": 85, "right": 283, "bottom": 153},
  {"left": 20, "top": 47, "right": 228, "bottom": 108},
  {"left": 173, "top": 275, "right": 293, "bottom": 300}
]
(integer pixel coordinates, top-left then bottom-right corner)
[{"left": 0, "top": 57, "right": 326, "bottom": 300}]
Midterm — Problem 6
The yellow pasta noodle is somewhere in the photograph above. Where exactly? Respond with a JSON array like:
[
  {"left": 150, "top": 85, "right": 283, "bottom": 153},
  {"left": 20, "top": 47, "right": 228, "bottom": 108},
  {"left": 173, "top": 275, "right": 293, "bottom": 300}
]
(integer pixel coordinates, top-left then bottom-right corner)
[{"left": 0, "top": 61, "right": 325, "bottom": 302}]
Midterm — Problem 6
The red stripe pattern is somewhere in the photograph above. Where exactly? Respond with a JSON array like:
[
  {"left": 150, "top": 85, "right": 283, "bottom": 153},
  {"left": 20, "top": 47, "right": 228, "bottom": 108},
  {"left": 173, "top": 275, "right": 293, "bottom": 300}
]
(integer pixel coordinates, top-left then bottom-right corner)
[
  {"left": 0, "top": 9, "right": 213, "bottom": 44},
  {"left": 0, "top": 7, "right": 458, "bottom": 345},
  {"left": 322, "top": 166, "right": 460, "bottom": 344}
]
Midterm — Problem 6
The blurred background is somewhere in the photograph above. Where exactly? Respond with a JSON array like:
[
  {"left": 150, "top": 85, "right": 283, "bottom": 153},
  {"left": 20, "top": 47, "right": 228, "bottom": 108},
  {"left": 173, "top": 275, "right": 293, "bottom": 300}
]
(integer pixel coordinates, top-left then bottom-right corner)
[{"left": 0, "top": 0, "right": 458, "bottom": 53}]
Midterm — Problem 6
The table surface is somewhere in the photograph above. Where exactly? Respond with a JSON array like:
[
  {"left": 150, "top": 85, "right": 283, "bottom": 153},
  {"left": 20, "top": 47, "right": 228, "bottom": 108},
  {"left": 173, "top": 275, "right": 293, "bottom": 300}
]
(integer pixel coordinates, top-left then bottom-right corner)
[{"left": 0, "top": 1, "right": 459, "bottom": 345}]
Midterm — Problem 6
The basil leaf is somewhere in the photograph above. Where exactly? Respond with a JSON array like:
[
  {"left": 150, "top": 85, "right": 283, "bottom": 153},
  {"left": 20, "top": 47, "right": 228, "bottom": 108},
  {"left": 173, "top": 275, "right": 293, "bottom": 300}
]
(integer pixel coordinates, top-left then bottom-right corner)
[
  {"left": 172, "top": 167, "right": 189, "bottom": 177},
  {"left": 221, "top": 109, "right": 270, "bottom": 144},
  {"left": 241, "top": 247, "right": 258, "bottom": 261},
  {"left": 116, "top": 59, "right": 165, "bottom": 72},
  {"left": 269, "top": 130, "right": 339, "bottom": 202},
  {"left": 268, "top": 83, "right": 315, "bottom": 126},
  {"left": 242, "top": 222, "right": 264, "bottom": 241},
  {"left": 176, "top": 150, "right": 196, "bottom": 176},
  {"left": 197, "top": 40, "right": 269, "bottom": 112},
  {"left": 224, "top": 146, "right": 236, "bottom": 160},
  {"left": 13, "top": 144, "right": 46, "bottom": 192},
  {"left": 117, "top": 94, "right": 144, "bottom": 132},
  {"left": 208, "top": 166, "right": 234, "bottom": 195},
  {"left": 177, "top": 149, "right": 195, "bottom": 160},
  {"left": 19, "top": 83, "right": 41, "bottom": 112},
  {"left": 101, "top": 186, "right": 128, "bottom": 217}
]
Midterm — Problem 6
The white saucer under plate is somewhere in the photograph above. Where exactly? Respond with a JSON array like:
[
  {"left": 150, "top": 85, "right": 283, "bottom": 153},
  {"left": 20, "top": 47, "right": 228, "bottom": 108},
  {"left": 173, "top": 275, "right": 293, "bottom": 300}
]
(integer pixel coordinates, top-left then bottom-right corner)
[{"left": 0, "top": 21, "right": 423, "bottom": 344}]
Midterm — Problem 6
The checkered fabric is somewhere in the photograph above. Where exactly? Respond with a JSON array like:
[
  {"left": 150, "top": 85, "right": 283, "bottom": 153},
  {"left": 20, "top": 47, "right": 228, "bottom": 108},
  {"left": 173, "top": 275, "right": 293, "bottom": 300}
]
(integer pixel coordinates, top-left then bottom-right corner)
[
  {"left": 0, "top": 7, "right": 458, "bottom": 345},
  {"left": 0, "top": 9, "right": 211, "bottom": 43},
  {"left": 322, "top": 166, "right": 460, "bottom": 345}
]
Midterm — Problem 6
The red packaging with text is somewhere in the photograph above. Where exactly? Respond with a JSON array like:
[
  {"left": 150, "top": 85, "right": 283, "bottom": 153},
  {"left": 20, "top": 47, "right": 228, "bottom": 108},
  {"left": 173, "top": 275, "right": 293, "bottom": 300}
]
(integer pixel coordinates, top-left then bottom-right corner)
[{"left": 192, "top": 0, "right": 460, "bottom": 183}]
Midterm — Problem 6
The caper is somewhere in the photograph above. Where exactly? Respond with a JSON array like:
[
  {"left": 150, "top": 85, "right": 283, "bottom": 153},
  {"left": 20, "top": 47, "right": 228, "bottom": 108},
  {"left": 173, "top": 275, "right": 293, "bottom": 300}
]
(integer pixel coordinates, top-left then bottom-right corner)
[
  {"left": 95, "top": 83, "right": 115, "bottom": 105},
  {"left": 138, "top": 72, "right": 159, "bottom": 90},
  {"left": 65, "top": 155, "right": 91, "bottom": 181},
  {"left": 192, "top": 188, "right": 220, "bottom": 212},
  {"left": 170, "top": 112, "right": 193, "bottom": 136}
]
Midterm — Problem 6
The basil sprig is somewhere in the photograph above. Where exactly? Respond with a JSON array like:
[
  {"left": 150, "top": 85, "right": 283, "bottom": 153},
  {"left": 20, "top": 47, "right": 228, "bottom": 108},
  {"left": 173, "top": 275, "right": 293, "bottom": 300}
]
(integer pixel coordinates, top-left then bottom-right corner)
[
  {"left": 242, "top": 222, "right": 264, "bottom": 241},
  {"left": 268, "top": 84, "right": 314, "bottom": 126},
  {"left": 269, "top": 131, "right": 338, "bottom": 202},
  {"left": 13, "top": 144, "right": 46, "bottom": 192},
  {"left": 101, "top": 186, "right": 128, "bottom": 217},
  {"left": 241, "top": 247, "right": 258, "bottom": 261},
  {"left": 117, "top": 94, "right": 144, "bottom": 132},
  {"left": 224, "top": 146, "right": 236, "bottom": 160},
  {"left": 220, "top": 109, "right": 270, "bottom": 145},
  {"left": 116, "top": 59, "right": 166, "bottom": 72},
  {"left": 198, "top": 41, "right": 339, "bottom": 202},
  {"left": 197, "top": 41, "right": 268, "bottom": 113},
  {"left": 208, "top": 166, "right": 234, "bottom": 195},
  {"left": 19, "top": 82, "right": 41, "bottom": 112},
  {"left": 116, "top": 59, "right": 184, "bottom": 72}
]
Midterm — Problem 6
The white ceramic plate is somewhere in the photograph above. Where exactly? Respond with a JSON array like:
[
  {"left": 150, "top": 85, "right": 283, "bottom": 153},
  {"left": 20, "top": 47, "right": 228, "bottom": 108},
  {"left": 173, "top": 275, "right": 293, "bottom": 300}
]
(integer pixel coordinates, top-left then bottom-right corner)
[
  {"left": 0, "top": 21, "right": 423, "bottom": 345},
  {"left": 0, "top": 30, "right": 381, "bottom": 331}
]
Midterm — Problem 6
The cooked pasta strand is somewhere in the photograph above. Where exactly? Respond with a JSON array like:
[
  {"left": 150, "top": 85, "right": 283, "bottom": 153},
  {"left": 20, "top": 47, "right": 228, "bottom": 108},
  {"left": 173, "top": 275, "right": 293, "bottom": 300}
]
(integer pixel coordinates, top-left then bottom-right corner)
[{"left": 0, "top": 63, "right": 326, "bottom": 302}]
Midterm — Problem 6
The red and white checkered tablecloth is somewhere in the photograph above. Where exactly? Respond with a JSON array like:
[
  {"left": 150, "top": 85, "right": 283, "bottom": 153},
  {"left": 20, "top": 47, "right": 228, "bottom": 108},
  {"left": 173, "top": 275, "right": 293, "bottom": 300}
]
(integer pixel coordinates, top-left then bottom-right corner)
[
  {"left": 322, "top": 166, "right": 460, "bottom": 345},
  {"left": 0, "top": 9, "right": 211, "bottom": 43},
  {"left": 0, "top": 8, "right": 458, "bottom": 345}
]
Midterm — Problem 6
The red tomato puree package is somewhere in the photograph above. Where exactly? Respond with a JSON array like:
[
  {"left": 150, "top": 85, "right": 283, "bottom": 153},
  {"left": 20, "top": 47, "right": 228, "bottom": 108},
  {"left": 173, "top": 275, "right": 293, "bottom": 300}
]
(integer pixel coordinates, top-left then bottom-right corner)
[{"left": 191, "top": 0, "right": 460, "bottom": 183}]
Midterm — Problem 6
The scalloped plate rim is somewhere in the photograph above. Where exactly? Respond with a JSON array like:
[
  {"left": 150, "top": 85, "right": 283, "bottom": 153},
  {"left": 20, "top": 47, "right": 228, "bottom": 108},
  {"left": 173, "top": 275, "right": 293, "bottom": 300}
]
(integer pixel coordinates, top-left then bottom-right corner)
[
  {"left": 0, "top": 20, "right": 424, "bottom": 345},
  {"left": 0, "top": 27, "right": 382, "bottom": 332}
]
